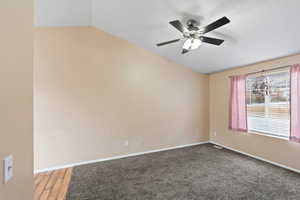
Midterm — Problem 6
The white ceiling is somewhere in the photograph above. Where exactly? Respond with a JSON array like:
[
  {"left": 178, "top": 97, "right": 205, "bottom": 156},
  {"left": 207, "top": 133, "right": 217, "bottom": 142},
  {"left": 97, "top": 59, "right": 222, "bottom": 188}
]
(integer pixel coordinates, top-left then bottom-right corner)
[
  {"left": 36, "top": 0, "right": 300, "bottom": 73},
  {"left": 35, "top": 0, "right": 92, "bottom": 26}
]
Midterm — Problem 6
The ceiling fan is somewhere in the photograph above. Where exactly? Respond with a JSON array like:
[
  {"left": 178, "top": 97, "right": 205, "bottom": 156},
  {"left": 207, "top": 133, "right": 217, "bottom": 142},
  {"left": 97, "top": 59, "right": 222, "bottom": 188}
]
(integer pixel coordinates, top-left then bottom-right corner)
[{"left": 156, "top": 16, "right": 230, "bottom": 54}]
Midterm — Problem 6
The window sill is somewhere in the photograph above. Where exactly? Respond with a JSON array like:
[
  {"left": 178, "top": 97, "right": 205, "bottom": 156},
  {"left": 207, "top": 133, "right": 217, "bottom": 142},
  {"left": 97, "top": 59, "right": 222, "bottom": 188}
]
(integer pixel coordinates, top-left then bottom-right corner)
[{"left": 247, "top": 130, "right": 289, "bottom": 141}]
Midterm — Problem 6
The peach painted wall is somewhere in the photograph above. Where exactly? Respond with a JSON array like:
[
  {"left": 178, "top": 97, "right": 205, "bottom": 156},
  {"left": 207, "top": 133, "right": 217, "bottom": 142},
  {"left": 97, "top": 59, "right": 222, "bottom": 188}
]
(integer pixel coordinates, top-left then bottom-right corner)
[
  {"left": 210, "top": 54, "right": 300, "bottom": 171},
  {"left": 0, "top": 0, "right": 33, "bottom": 199},
  {"left": 34, "top": 27, "right": 209, "bottom": 170}
]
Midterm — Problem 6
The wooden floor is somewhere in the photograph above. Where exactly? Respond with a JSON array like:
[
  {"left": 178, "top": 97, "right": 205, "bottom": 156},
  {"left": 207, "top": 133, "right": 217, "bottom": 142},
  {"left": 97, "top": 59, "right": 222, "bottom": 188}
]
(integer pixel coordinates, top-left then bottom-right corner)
[{"left": 34, "top": 168, "right": 73, "bottom": 200}]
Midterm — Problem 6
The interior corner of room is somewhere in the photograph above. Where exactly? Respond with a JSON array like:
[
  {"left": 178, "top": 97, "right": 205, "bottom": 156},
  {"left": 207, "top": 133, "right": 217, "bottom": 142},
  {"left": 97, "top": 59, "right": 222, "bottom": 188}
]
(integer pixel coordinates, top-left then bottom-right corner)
[{"left": 2, "top": 0, "right": 300, "bottom": 200}]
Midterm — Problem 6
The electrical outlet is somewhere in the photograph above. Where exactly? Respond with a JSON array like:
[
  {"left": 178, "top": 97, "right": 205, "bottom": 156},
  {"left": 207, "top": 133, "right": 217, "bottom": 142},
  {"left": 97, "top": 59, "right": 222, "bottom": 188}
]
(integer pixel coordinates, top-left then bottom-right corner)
[
  {"left": 213, "top": 131, "right": 217, "bottom": 136},
  {"left": 124, "top": 140, "right": 129, "bottom": 146},
  {"left": 3, "top": 155, "right": 13, "bottom": 183}
]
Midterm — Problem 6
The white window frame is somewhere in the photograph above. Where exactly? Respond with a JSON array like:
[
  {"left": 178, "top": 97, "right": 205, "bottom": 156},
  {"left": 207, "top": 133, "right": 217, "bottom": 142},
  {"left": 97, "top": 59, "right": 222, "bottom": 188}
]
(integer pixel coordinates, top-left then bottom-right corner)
[{"left": 246, "top": 69, "right": 290, "bottom": 139}]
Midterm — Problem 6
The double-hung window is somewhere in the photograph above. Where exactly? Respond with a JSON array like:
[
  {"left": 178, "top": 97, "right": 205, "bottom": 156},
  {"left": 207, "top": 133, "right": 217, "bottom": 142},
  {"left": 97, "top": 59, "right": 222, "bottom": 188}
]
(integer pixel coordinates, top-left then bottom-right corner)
[{"left": 246, "top": 69, "right": 290, "bottom": 138}]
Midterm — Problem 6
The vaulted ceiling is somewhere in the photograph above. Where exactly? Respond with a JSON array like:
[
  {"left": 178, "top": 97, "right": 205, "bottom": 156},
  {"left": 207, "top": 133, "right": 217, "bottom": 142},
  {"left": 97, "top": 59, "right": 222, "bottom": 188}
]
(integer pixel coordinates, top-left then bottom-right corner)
[{"left": 35, "top": 0, "right": 300, "bottom": 73}]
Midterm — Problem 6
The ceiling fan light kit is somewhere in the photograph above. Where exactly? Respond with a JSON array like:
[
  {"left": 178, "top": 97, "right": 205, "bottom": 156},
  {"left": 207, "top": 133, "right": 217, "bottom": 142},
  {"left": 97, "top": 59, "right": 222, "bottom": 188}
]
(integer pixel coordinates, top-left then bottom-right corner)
[
  {"left": 157, "top": 16, "right": 231, "bottom": 54},
  {"left": 183, "top": 38, "right": 202, "bottom": 50}
]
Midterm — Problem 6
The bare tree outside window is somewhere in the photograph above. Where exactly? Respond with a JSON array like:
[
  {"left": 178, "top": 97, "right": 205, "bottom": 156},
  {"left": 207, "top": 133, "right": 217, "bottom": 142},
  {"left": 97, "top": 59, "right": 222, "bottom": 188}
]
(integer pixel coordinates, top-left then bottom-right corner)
[{"left": 246, "top": 70, "right": 290, "bottom": 138}]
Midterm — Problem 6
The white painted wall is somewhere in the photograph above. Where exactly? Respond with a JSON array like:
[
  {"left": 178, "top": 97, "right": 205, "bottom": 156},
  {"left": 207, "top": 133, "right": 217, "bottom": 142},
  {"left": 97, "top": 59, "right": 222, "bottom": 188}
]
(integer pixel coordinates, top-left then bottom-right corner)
[{"left": 35, "top": 0, "right": 92, "bottom": 26}]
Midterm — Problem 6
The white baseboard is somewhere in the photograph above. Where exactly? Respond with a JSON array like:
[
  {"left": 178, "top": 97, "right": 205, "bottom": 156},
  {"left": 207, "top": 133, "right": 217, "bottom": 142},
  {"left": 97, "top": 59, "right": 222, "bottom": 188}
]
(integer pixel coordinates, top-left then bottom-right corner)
[
  {"left": 210, "top": 141, "right": 300, "bottom": 174},
  {"left": 35, "top": 140, "right": 300, "bottom": 174},
  {"left": 34, "top": 141, "right": 209, "bottom": 174}
]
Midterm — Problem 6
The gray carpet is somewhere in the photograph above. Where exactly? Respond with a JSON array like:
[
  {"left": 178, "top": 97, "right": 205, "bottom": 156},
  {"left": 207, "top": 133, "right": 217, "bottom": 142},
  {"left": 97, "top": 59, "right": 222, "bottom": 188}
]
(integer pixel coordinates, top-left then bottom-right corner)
[{"left": 66, "top": 144, "right": 300, "bottom": 200}]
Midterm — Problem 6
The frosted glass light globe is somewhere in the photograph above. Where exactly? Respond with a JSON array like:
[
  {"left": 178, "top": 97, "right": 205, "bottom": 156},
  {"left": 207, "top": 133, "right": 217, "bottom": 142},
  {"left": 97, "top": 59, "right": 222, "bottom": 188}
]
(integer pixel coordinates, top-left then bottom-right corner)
[{"left": 183, "top": 38, "right": 202, "bottom": 50}]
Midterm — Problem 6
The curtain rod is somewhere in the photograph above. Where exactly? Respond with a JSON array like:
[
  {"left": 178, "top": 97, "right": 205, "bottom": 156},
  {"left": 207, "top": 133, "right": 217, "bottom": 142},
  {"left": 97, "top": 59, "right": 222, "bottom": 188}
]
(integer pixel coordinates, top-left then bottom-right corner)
[{"left": 228, "top": 65, "right": 291, "bottom": 78}]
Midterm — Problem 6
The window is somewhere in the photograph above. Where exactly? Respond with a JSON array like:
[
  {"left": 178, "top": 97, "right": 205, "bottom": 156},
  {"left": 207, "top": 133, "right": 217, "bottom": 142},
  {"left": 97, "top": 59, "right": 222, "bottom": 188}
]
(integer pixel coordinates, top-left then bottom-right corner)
[{"left": 246, "top": 69, "right": 290, "bottom": 138}]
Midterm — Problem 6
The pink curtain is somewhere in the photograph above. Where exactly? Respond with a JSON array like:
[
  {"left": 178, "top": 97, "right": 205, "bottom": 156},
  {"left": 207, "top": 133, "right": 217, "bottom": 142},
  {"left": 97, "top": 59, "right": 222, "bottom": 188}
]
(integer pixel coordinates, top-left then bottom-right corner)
[
  {"left": 229, "top": 75, "right": 248, "bottom": 132},
  {"left": 290, "top": 64, "right": 300, "bottom": 142}
]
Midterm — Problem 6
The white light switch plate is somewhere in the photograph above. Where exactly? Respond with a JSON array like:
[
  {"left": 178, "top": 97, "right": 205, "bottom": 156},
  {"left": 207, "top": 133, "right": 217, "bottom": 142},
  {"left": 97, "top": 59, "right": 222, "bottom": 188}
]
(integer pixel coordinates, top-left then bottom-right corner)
[{"left": 3, "top": 155, "right": 13, "bottom": 183}]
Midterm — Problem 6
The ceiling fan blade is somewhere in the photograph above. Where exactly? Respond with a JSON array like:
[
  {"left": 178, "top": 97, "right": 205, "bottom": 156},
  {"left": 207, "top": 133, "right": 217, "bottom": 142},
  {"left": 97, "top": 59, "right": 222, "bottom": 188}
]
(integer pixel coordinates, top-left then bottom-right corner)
[
  {"left": 200, "top": 16, "right": 230, "bottom": 34},
  {"left": 156, "top": 39, "right": 181, "bottom": 47},
  {"left": 200, "top": 36, "right": 224, "bottom": 46},
  {"left": 169, "top": 20, "right": 188, "bottom": 33},
  {"left": 182, "top": 49, "right": 189, "bottom": 54}
]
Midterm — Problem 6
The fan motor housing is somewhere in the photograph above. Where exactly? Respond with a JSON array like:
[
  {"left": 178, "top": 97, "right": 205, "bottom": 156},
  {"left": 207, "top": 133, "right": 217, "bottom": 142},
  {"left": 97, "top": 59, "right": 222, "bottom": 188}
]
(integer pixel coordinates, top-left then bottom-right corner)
[{"left": 186, "top": 19, "right": 200, "bottom": 30}]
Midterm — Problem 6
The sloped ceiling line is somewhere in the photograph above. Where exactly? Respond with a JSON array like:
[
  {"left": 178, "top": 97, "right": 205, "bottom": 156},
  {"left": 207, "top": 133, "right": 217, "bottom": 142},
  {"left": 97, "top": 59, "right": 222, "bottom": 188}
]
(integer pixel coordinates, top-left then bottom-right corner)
[{"left": 35, "top": 0, "right": 300, "bottom": 74}]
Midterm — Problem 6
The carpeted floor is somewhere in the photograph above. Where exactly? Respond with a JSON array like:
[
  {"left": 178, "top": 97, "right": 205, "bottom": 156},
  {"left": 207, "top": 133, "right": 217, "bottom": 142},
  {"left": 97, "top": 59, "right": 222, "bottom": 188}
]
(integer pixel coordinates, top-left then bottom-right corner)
[{"left": 66, "top": 144, "right": 300, "bottom": 200}]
